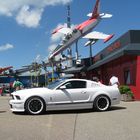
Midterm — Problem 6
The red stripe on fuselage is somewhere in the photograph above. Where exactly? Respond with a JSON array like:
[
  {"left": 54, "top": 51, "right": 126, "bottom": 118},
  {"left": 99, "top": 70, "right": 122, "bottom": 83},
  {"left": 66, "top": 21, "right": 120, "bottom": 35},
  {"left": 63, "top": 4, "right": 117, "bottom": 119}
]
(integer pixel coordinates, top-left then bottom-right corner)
[
  {"left": 52, "top": 27, "right": 63, "bottom": 34},
  {"left": 76, "top": 18, "right": 97, "bottom": 31}
]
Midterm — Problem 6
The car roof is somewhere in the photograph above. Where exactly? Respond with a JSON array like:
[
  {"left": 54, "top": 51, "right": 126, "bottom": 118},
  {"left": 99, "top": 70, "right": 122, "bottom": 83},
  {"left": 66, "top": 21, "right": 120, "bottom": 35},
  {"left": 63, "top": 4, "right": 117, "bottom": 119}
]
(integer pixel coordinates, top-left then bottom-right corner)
[{"left": 64, "top": 78, "right": 89, "bottom": 82}]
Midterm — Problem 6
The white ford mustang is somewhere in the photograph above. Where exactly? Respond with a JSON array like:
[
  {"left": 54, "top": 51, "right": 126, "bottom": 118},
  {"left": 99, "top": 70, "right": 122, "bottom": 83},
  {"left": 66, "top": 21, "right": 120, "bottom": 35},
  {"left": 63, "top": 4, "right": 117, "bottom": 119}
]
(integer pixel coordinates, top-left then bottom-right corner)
[{"left": 9, "top": 79, "right": 121, "bottom": 115}]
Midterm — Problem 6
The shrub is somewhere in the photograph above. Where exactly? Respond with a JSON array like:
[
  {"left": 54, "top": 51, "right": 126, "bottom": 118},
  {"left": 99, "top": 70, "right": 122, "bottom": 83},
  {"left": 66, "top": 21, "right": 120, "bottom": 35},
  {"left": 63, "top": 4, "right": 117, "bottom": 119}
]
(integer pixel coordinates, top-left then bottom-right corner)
[{"left": 119, "top": 85, "right": 134, "bottom": 97}]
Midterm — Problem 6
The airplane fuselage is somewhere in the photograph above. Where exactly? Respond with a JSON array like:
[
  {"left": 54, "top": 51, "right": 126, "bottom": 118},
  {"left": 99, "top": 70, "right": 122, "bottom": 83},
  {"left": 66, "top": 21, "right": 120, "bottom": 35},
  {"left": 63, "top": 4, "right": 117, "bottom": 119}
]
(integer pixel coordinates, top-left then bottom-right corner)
[{"left": 49, "top": 17, "right": 101, "bottom": 59}]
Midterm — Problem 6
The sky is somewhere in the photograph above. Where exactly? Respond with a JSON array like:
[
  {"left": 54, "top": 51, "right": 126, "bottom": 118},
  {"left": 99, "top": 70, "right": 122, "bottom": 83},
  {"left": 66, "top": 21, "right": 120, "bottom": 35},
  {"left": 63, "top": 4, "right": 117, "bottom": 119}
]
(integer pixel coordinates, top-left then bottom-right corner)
[{"left": 0, "top": 0, "right": 139, "bottom": 70}]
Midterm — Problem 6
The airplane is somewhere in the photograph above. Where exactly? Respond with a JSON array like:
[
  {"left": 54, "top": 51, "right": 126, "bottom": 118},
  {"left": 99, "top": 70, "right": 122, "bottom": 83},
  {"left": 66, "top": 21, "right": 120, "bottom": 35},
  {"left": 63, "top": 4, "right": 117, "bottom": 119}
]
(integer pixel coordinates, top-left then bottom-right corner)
[
  {"left": 49, "top": 0, "right": 113, "bottom": 59},
  {"left": 0, "top": 66, "right": 13, "bottom": 75}
]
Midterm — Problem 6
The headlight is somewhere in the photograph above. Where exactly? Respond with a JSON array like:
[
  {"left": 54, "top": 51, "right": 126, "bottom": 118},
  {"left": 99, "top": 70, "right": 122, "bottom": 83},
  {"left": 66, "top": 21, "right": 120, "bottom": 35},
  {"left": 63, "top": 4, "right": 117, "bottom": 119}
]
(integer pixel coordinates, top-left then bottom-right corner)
[{"left": 15, "top": 95, "right": 21, "bottom": 100}]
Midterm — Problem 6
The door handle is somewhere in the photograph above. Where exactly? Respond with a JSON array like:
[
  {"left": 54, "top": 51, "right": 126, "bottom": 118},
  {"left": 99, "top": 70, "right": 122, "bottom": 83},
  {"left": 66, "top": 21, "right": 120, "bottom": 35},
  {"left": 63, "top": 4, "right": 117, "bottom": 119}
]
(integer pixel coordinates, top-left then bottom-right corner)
[{"left": 81, "top": 91, "right": 86, "bottom": 94}]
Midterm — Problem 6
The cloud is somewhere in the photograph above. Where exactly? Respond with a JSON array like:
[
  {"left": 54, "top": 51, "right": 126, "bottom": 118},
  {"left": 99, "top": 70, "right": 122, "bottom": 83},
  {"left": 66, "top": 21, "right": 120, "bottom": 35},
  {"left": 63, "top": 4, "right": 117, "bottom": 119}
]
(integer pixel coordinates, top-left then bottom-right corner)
[
  {"left": 0, "top": 43, "right": 14, "bottom": 52},
  {"left": 16, "top": 5, "right": 43, "bottom": 28},
  {"left": 42, "top": 0, "right": 72, "bottom": 6},
  {"left": 0, "top": 0, "right": 72, "bottom": 28}
]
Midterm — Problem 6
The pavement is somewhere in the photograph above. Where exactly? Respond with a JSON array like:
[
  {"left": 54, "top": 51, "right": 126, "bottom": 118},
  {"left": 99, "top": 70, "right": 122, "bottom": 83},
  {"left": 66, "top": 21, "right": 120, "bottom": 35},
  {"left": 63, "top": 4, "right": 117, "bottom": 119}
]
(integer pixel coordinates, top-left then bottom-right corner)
[{"left": 0, "top": 96, "right": 140, "bottom": 140}]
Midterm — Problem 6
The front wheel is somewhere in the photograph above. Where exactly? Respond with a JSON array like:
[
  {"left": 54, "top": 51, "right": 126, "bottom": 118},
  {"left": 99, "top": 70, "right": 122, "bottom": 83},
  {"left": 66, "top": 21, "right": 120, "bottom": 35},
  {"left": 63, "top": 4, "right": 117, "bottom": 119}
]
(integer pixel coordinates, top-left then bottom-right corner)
[
  {"left": 94, "top": 95, "right": 110, "bottom": 111},
  {"left": 25, "top": 96, "right": 45, "bottom": 115}
]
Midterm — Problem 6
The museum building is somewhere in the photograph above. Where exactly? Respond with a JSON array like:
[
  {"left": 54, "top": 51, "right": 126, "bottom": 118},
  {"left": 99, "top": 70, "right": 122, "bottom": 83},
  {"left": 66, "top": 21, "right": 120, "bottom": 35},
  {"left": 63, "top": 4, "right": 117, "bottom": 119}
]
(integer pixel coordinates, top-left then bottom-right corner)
[{"left": 86, "top": 30, "right": 140, "bottom": 100}]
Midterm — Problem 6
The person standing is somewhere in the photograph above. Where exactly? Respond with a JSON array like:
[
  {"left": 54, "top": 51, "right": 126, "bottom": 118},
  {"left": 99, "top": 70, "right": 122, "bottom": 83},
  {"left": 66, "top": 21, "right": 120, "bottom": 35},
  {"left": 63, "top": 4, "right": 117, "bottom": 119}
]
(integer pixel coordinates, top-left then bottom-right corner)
[
  {"left": 109, "top": 76, "right": 120, "bottom": 87},
  {"left": 1, "top": 85, "right": 8, "bottom": 96},
  {"left": 13, "top": 79, "right": 23, "bottom": 91}
]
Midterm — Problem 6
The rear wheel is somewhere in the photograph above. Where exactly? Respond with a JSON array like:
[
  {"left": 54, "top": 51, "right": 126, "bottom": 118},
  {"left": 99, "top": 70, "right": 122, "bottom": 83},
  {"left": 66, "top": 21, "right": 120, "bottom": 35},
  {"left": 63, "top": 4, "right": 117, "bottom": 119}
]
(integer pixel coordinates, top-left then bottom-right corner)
[
  {"left": 25, "top": 96, "right": 45, "bottom": 115},
  {"left": 94, "top": 95, "right": 110, "bottom": 111}
]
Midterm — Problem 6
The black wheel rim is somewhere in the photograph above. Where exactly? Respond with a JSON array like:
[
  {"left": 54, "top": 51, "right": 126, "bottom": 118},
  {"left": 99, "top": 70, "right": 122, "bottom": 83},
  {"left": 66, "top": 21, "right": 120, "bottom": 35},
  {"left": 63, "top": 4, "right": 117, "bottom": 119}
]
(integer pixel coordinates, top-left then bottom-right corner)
[
  {"left": 28, "top": 98, "right": 43, "bottom": 114},
  {"left": 97, "top": 97, "right": 109, "bottom": 110}
]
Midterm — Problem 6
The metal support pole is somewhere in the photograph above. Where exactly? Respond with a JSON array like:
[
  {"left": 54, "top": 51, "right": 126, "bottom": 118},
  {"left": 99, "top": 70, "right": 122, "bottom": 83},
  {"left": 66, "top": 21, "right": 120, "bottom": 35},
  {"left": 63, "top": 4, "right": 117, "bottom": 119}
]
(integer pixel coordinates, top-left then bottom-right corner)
[
  {"left": 89, "top": 44, "right": 93, "bottom": 65},
  {"left": 51, "top": 62, "right": 54, "bottom": 82},
  {"left": 67, "top": 4, "right": 73, "bottom": 68},
  {"left": 75, "top": 40, "right": 79, "bottom": 60},
  {"left": 45, "top": 71, "right": 47, "bottom": 87}
]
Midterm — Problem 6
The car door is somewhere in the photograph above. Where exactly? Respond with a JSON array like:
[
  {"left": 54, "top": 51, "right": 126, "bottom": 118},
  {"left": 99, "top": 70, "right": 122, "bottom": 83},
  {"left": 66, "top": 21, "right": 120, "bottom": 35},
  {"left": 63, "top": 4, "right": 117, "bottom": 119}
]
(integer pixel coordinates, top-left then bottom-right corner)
[
  {"left": 47, "top": 80, "right": 91, "bottom": 110},
  {"left": 53, "top": 80, "right": 90, "bottom": 103},
  {"left": 47, "top": 81, "right": 73, "bottom": 105},
  {"left": 64, "top": 80, "right": 90, "bottom": 103}
]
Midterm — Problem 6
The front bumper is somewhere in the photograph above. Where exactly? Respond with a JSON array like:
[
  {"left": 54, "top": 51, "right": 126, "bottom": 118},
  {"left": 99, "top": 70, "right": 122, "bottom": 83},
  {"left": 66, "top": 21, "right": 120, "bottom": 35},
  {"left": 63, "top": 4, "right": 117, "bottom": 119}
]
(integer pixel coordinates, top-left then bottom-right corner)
[{"left": 9, "top": 100, "right": 25, "bottom": 112}]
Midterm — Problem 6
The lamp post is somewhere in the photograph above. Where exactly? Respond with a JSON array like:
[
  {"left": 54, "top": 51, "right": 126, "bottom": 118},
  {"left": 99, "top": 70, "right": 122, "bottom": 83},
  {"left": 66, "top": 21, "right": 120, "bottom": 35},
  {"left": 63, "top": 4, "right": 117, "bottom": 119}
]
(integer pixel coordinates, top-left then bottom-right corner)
[{"left": 84, "top": 39, "right": 98, "bottom": 65}]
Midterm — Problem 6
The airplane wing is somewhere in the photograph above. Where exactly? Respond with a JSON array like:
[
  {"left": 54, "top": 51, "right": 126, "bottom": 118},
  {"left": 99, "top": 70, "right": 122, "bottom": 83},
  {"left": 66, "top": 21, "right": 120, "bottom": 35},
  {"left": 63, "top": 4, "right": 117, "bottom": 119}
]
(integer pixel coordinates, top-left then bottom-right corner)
[
  {"left": 87, "top": 13, "right": 112, "bottom": 18},
  {"left": 15, "top": 68, "right": 33, "bottom": 74},
  {"left": 52, "top": 27, "right": 72, "bottom": 35},
  {"left": 83, "top": 31, "right": 114, "bottom": 43}
]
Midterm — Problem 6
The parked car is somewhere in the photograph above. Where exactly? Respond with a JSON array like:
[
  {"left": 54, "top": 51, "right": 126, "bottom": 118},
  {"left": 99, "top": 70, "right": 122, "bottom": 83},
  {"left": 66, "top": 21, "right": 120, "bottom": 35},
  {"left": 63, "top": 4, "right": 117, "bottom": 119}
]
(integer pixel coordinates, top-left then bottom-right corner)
[{"left": 9, "top": 79, "right": 121, "bottom": 115}]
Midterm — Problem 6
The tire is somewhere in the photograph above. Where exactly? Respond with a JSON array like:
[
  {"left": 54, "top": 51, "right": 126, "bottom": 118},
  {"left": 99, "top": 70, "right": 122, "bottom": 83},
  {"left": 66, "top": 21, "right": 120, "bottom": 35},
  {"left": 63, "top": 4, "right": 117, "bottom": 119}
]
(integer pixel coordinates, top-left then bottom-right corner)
[
  {"left": 25, "top": 96, "right": 45, "bottom": 115},
  {"left": 94, "top": 95, "right": 110, "bottom": 111}
]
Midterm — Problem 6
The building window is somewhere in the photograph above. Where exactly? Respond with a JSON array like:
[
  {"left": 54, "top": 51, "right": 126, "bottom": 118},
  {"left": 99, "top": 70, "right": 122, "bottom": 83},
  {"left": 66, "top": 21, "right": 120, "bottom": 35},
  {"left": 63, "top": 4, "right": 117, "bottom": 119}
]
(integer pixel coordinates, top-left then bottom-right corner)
[{"left": 124, "top": 69, "right": 131, "bottom": 85}]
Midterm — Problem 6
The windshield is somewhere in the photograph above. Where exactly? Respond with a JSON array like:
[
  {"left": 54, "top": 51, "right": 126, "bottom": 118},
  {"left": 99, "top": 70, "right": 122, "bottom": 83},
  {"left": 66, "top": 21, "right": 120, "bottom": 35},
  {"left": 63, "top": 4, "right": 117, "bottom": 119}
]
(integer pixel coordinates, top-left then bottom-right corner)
[{"left": 47, "top": 79, "right": 65, "bottom": 89}]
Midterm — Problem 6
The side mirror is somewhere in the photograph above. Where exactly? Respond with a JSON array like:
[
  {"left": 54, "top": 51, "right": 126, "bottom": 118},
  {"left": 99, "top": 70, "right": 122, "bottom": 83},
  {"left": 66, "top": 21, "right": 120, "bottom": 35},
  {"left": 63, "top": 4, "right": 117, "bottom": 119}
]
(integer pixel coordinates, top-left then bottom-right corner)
[{"left": 59, "top": 85, "right": 66, "bottom": 90}]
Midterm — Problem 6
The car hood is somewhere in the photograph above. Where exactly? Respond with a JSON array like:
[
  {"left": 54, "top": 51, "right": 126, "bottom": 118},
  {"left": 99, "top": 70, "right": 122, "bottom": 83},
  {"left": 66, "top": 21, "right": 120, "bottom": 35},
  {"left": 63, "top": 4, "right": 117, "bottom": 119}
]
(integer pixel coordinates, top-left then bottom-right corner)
[{"left": 11, "top": 87, "right": 53, "bottom": 96}]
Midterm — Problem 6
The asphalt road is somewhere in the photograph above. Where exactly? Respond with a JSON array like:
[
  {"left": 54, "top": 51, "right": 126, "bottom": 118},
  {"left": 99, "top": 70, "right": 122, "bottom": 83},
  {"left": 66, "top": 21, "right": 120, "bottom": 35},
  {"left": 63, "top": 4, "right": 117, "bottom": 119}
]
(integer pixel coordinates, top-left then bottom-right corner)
[{"left": 0, "top": 96, "right": 140, "bottom": 140}]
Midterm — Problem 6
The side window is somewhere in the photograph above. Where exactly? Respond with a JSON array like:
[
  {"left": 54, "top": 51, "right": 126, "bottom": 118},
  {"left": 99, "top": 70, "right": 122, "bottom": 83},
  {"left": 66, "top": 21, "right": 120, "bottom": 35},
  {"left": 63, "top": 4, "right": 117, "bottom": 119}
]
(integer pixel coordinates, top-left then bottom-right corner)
[
  {"left": 65, "top": 81, "right": 86, "bottom": 89},
  {"left": 65, "top": 82, "right": 72, "bottom": 89},
  {"left": 124, "top": 69, "right": 131, "bottom": 85},
  {"left": 73, "top": 81, "right": 86, "bottom": 88},
  {"left": 57, "top": 82, "right": 72, "bottom": 90}
]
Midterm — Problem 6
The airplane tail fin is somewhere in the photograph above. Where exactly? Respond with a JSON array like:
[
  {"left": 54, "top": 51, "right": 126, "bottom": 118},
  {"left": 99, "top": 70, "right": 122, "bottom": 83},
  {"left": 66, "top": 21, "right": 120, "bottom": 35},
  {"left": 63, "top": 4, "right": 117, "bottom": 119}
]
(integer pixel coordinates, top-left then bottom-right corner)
[{"left": 91, "top": 0, "right": 100, "bottom": 19}]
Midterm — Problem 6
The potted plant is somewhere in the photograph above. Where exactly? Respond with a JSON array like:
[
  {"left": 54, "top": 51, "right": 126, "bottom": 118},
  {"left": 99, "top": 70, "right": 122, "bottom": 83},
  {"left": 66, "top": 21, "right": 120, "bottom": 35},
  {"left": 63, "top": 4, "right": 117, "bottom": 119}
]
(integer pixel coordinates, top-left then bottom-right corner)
[{"left": 119, "top": 85, "right": 134, "bottom": 101}]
